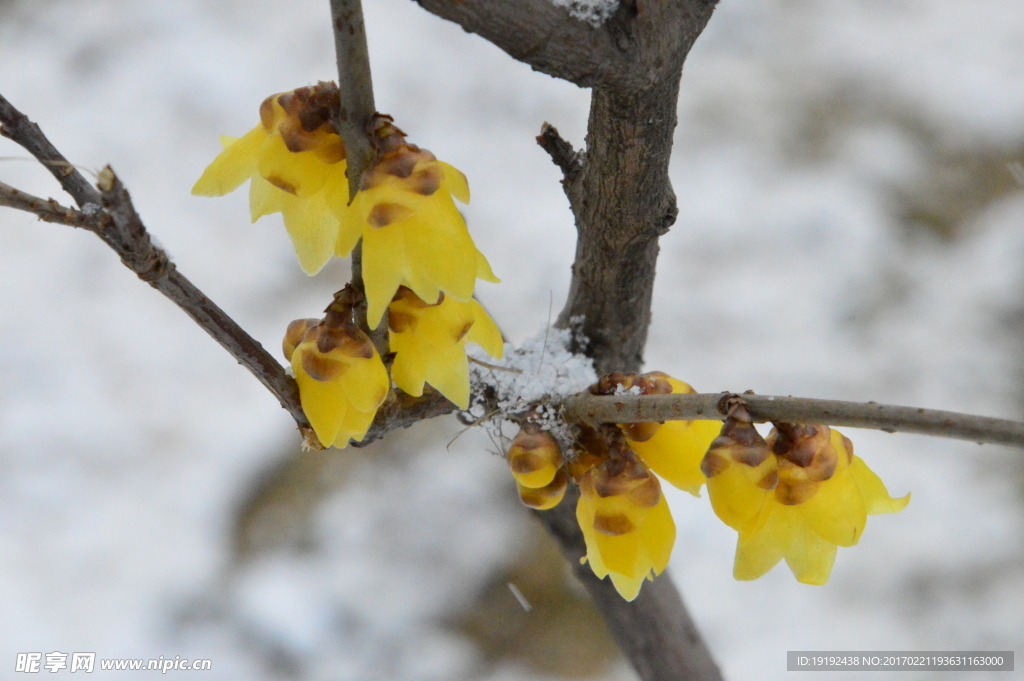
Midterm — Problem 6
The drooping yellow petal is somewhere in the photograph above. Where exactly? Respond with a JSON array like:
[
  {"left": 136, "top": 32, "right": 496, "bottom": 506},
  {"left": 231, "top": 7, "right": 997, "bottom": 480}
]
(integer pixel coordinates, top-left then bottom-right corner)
[
  {"left": 438, "top": 161, "right": 470, "bottom": 204},
  {"left": 363, "top": 223, "right": 415, "bottom": 328},
  {"left": 798, "top": 461, "right": 867, "bottom": 547},
  {"left": 784, "top": 515, "right": 839, "bottom": 585},
  {"left": 466, "top": 300, "right": 504, "bottom": 359},
  {"left": 475, "top": 249, "right": 500, "bottom": 284},
  {"left": 608, "top": 572, "right": 647, "bottom": 602},
  {"left": 849, "top": 456, "right": 911, "bottom": 515},
  {"left": 637, "top": 493, "right": 676, "bottom": 575},
  {"left": 592, "top": 495, "right": 649, "bottom": 579},
  {"left": 256, "top": 132, "right": 334, "bottom": 198},
  {"left": 425, "top": 344, "right": 471, "bottom": 409},
  {"left": 293, "top": 362, "right": 347, "bottom": 446},
  {"left": 339, "top": 351, "right": 391, "bottom": 415},
  {"left": 279, "top": 188, "right": 341, "bottom": 275},
  {"left": 627, "top": 419, "right": 722, "bottom": 496},
  {"left": 733, "top": 504, "right": 791, "bottom": 581},
  {"left": 705, "top": 455, "right": 776, "bottom": 534},
  {"left": 389, "top": 337, "right": 429, "bottom": 396},
  {"left": 332, "top": 401, "right": 378, "bottom": 447},
  {"left": 249, "top": 173, "right": 286, "bottom": 222},
  {"left": 191, "top": 126, "right": 268, "bottom": 197}
]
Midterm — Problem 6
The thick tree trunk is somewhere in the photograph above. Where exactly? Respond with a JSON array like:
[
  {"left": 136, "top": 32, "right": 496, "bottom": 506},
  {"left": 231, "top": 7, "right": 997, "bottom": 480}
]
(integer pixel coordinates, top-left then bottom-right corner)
[{"left": 556, "top": 76, "right": 682, "bottom": 375}]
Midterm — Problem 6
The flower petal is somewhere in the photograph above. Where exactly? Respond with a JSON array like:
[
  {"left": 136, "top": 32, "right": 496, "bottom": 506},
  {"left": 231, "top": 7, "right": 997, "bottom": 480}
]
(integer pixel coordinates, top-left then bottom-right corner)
[
  {"left": 279, "top": 189, "right": 341, "bottom": 275},
  {"left": 850, "top": 456, "right": 911, "bottom": 515},
  {"left": 257, "top": 132, "right": 333, "bottom": 198},
  {"left": 733, "top": 504, "right": 791, "bottom": 581},
  {"left": 784, "top": 515, "right": 838, "bottom": 585},
  {"left": 798, "top": 462, "right": 867, "bottom": 547},
  {"left": 466, "top": 300, "right": 504, "bottom": 359},
  {"left": 191, "top": 126, "right": 267, "bottom": 197},
  {"left": 628, "top": 419, "right": 721, "bottom": 496},
  {"left": 439, "top": 161, "right": 470, "bottom": 203},
  {"left": 249, "top": 173, "right": 285, "bottom": 222}
]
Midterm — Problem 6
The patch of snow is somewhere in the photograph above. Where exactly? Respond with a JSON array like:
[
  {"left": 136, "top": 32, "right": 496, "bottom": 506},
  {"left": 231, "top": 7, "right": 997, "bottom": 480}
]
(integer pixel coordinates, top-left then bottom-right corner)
[
  {"left": 467, "top": 325, "right": 597, "bottom": 448},
  {"left": 550, "top": 0, "right": 618, "bottom": 27}
]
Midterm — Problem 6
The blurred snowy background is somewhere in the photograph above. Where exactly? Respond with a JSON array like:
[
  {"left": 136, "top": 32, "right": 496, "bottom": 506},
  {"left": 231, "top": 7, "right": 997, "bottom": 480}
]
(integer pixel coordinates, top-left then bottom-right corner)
[{"left": 1, "top": 0, "right": 1022, "bottom": 679}]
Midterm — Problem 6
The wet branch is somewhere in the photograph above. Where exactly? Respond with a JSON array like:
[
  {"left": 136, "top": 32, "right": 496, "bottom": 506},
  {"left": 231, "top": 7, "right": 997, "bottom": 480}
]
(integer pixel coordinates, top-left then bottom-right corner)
[{"left": 563, "top": 392, "right": 1024, "bottom": 449}]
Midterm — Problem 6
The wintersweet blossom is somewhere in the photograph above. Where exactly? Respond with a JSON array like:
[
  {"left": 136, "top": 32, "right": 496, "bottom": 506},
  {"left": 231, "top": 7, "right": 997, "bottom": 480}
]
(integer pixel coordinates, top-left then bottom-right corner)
[
  {"left": 282, "top": 296, "right": 389, "bottom": 448},
  {"left": 607, "top": 372, "right": 723, "bottom": 495},
  {"left": 701, "top": 417, "right": 909, "bottom": 584},
  {"left": 387, "top": 286, "right": 503, "bottom": 409},
  {"left": 192, "top": 83, "right": 359, "bottom": 275},
  {"left": 575, "top": 455, "right": 675, "bottom": 601},
  {"left": 191, "top": 88, "right": 498, "bottom": 322},
  {"left": 355, "top": 116, "right": 499, "bottom": 327},
  {"left": 506, "top": 371, "right": 721, "bottom": 601}
]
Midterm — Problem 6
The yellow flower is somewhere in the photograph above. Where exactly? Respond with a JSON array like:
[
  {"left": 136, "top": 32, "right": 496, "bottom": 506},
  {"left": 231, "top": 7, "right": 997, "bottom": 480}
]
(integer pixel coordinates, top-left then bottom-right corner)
[
  {"left": 192, "top": 83, "right": 360, "bottom": 275},
  {"left": 386, "top": 286, "right": 503, "bottom": 409},
  {"left": 505, "top": 425, "right": 567, "bottom": 510},
  {"left": 702, "top": 419, "right": 909, "bottom": 584},
  {"left": 576, "top": 456, "right": 675, "bottom": 601},
  {"left": 282, "top": 297, "right": 389, "bottom": 448},
  {"left": 193, "top": 92, "right": 499, "bottom": 329},
  {"left": 613, "top": 372, "right": 722, "bottom": 495},
  {"left": 355, "top": 116, "right": 499, "bottom": 327}
]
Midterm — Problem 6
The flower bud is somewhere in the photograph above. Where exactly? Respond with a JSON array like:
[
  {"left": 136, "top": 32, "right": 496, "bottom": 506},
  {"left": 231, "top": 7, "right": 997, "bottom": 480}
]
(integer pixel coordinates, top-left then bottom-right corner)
[
  {"left": 516, "top": 468, "right": 567, "bottom": 510},
  {"left": 507, "top": 424, "right": 563, "bottom": 489}
]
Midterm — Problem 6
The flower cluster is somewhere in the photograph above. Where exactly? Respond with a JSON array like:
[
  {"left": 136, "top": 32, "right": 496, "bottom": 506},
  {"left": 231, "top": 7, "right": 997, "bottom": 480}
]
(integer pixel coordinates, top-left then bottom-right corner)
[
  {"left": 510, "top": 372, "right": 911, "bottom": 599},
  {"left": 282, "top": 288, "right": 389, "bottom": 448},
  {"left": 194, "top": 84, "right": 502, "bottom": 444},
  {"left": 701, "top": 409, "right": 910, "bottom": 584},
  {"left": 506, "top": 372, "right": 722, "bottom": 600}
]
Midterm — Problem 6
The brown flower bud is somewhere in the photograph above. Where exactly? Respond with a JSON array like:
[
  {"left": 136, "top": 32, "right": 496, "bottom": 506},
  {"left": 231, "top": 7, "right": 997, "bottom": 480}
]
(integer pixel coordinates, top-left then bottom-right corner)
[
  {"left": 769, "top": 423, "right": 838, "bottom": 482},
  {"left": 283, "top": 318, "right": 318, "bottom": 362},
  {"left": 517, "top": 468, "right": 567, "bottom": 510},
  {"left": 701, "top": 416, "right": 771, "bottom": 478},
  {"left": 507, "top": 424, "right": 563, "bottom": 489}
]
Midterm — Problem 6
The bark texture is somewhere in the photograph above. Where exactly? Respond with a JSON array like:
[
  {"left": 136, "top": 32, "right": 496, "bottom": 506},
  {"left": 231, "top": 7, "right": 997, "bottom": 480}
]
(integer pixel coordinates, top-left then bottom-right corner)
[
  {"left": 555, "top": 77, "right": 682, "bottom": 374},
  {"left": 413, "top": 2, "right": 724, "bottom": 680}
]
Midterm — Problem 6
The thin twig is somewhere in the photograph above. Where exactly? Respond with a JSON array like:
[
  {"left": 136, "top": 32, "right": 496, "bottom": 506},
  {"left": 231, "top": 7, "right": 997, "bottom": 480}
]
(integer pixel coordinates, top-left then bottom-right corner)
[
  {"left": 329, "top": 0, "right": 377, "bottom": 201},
  {"left": 562, "top": 392, "right": 1024, "bottom": 449},
  {"left": 1, "top": 93, "right": 471, "bottom": 444},
  {"left": 468, "top": 356, "right": 522, "bottom": 373},
  {"left": 536, "top": 122, "right": 582, "bottom": 180},
  {"left": 0, "top": 93, "right": 309, "bottom": 426},
  {"left": 0, "top": 94, "right": 101, "bottom": 207},
  {"left": 0, "top": 182, "right": 90, "bottom": 227}
]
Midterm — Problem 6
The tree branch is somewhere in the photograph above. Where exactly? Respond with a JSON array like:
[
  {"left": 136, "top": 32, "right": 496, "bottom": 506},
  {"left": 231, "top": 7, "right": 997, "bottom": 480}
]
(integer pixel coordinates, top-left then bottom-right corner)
[
  {"left": 412, "top": 0, "right": 719, "bottom": 91},
  {"left": 535, "top": 486, "right": 723, "bottom": 681},
  {"left": 563, "top": 392, "right": 1024, "bottom": 448},
  {"left": 536, "top": 122, "right": 582, "bottom": 182},
  {"left": 416, "top": 3, "right": 724, "bottom": 679},
  {"left": 0, "top": 94, "right": 101, "bottom": 207},
  {"left": 0, "top": 182, "right": 90, "bottom": 227},
  {"left": 0, "top": 93, "right": 471, "bottom": 449},
  {"left": 330, "top": 0, "right": 377, "bottom": 200},
  {"left": 0, "top": 93, "right": 311, "bottom": 425},
  {"left": 353, "top": 389, "right": 457, "bottom": 447}
]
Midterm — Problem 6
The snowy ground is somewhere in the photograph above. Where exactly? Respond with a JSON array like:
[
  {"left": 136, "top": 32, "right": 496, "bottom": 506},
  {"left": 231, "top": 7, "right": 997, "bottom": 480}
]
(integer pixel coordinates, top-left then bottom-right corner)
[{"left": 1, "top": 0, "right": 1021, "bottom": 679}]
